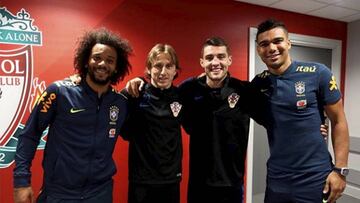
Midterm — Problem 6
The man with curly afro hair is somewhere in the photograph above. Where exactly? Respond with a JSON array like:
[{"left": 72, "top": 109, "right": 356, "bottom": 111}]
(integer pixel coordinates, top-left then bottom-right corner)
[{"left": 13, "top": 28, "right": 132, "bottom": 203}]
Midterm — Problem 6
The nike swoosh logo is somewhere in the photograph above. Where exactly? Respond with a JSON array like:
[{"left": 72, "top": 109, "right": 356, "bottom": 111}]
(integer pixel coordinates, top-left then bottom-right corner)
[
  {"left": 70, "top": 108, "right": 86, "bottom": 113},
  {"left": 260, "top": 89, "right": 268, "bottom": 92}
]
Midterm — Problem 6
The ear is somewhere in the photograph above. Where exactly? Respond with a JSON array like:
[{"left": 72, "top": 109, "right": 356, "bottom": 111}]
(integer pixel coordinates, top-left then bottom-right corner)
[
  {"left": 200, "top": 58, "right": 205, "bottom": 68},
  {"left": 228, "top": 55, "right": 232, "bottom": 66},
  {"left": 174, "top": 69, "right": 179, "bottom": 78},
  {"left": 256, "top": 44, "right": 261, "bottom": 55},
  {"left": 288, "top": 39, "right": 292, "bottom": 50}
]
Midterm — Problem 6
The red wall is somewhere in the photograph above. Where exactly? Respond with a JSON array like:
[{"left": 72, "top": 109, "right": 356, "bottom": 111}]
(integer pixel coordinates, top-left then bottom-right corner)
[{"left": 0, "top": 0, "right": 347, "bottom": 202}]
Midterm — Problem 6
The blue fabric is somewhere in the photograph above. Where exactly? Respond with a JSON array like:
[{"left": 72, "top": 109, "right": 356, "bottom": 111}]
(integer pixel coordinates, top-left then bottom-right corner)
[
  {"left": 14, "top": 80, "right": 128, "bottom": 199},
  {"left": 265, "top": 171, "right": 329, "bottom": 203},
  {"left": 37, "top": 180, "right": 113, "bottom": 203},
  {"left": 251, "top": 61, "right": 341, "bottom": 173}
]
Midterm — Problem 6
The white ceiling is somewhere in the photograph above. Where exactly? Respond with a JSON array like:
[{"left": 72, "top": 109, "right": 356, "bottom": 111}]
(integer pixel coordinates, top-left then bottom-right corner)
[{"left": 235, "top": 0, "right": 360, "bottom": 22}]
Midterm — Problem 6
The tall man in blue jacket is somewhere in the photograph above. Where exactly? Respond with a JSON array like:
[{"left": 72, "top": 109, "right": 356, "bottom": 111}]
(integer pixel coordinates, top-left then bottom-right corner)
[
  {"left": 13, "top": 28, "right": 132, "bottom": 203},
  {"left": 252, "top": 19, "right": 349, "bottom": 203}
]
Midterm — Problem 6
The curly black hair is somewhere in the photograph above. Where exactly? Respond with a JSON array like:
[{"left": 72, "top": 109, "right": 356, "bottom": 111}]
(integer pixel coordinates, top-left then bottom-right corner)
[{"left": 74, "top": 28, "right": 132, "bottom": 84}]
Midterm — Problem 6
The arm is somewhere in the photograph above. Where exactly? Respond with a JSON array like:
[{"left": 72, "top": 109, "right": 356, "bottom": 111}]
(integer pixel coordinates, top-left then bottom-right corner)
[
  {"left": 323, "top": 99, "right": 349, "bottom": 203},
  {"left": 69, "top": 74, "right": 81, "bottom": 84},
  {"left": 119, "top": 88, "right": 139, "bottom": 141},
  {"left": 125, "top": 77, "right": 146, "bottom": 98},
  {"left": 13, "top": 187, "right": 34, "bottom": 203},
  {"left": 13, "top": 84, "right": 58, "bottom": 203},
  {"left": 178, "top": 77, "right": 197, "bottom": 135},
  {"left": 247, "top": 76, "right": 271, "bottom": 127},
  {"left": 63, "top": 73, "right": 81, "bottom": 84}
]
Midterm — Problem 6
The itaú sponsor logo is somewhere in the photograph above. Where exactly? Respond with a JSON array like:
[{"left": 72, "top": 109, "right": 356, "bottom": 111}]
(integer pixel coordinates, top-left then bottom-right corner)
[{"left": 296, "top": 65, "right": 316, "bottom": 73}]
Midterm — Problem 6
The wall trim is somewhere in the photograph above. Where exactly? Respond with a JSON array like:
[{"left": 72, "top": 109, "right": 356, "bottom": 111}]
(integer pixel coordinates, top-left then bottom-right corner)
[{"left": 350, "top": 137, "right": 360, "bottom": 153}]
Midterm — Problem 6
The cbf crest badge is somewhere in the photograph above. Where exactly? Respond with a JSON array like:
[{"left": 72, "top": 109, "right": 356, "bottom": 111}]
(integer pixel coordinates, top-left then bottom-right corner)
[
  {"left": 295, "top": 81, "right": 305, "bottom": 96},
  {"left": 109, "top": 106, "right": 119, "bottom": 124},
  {"left": 228, "top": 93, "right": 240, "bottom": 108},
  {"left": 0, "top": 7, "right": 43, "bottom": 168},
  {"left": 170, "top": 102, "right": 182, "bottom": 117}
]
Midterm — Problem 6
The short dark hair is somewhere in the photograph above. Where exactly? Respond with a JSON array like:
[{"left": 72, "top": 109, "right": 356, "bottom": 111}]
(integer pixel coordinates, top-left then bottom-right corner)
[
  {"left": 201, "top": 37, "right": 231, "bottom": 56},
  {"left": 256, "top": 19, "right": 288, "bottom": 41},
  {"left": 74, "top": 27, "right": 132, "bottom": 84},
  {"left": 145, "top": 43, "right": 180, "bottom": 79}
]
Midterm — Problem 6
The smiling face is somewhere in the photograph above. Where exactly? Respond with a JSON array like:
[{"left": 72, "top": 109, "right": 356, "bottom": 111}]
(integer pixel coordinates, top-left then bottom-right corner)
[
  {"left": 87, "top": 43, "right": 117, "bottom": 86},
  {"left": 256, "top": 27, "right": 292, "bottom": 74},
  {"left": 148, "top": 53, "right": 177, "bottom": 89},
  {"left": 200, "top": 45, "right": 232, "bottom": 88}
]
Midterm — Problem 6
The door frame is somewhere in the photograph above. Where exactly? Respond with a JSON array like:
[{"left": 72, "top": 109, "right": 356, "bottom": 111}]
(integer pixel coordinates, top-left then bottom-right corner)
[{"left": 246, "top": 27, "right": 342, "bottom": 203}]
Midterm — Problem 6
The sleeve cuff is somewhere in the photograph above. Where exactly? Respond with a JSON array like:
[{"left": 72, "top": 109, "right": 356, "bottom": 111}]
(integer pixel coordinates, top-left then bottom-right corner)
[{"left": 13, "top": 175, "right": 31, "bottom": 188}]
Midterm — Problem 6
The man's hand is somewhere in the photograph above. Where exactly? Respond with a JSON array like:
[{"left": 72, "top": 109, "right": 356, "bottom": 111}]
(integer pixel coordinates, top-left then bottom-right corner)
[
  {"left": 197, "top": 72, "right": 206, "bottom": 78},
  {"left": 320, "top": 124, "right": 329, "bottom": 140},
  {"left": 125, "top": 77, "right": 145, "bottom": 98},
  {"left": 14, "top": 186, "right": 34, "bottom": 203},
  {"left": 323, "top": 171, "right": 346, "bottom": 203},
  {"left": 69, "top": 74, "right": 81, "bottom": 84}
]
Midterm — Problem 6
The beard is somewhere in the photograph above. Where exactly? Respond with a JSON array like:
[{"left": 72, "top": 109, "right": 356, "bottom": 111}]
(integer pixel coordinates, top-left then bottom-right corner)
[{"left": 87, "top": 67, "right": 114, "bottom": 85}]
